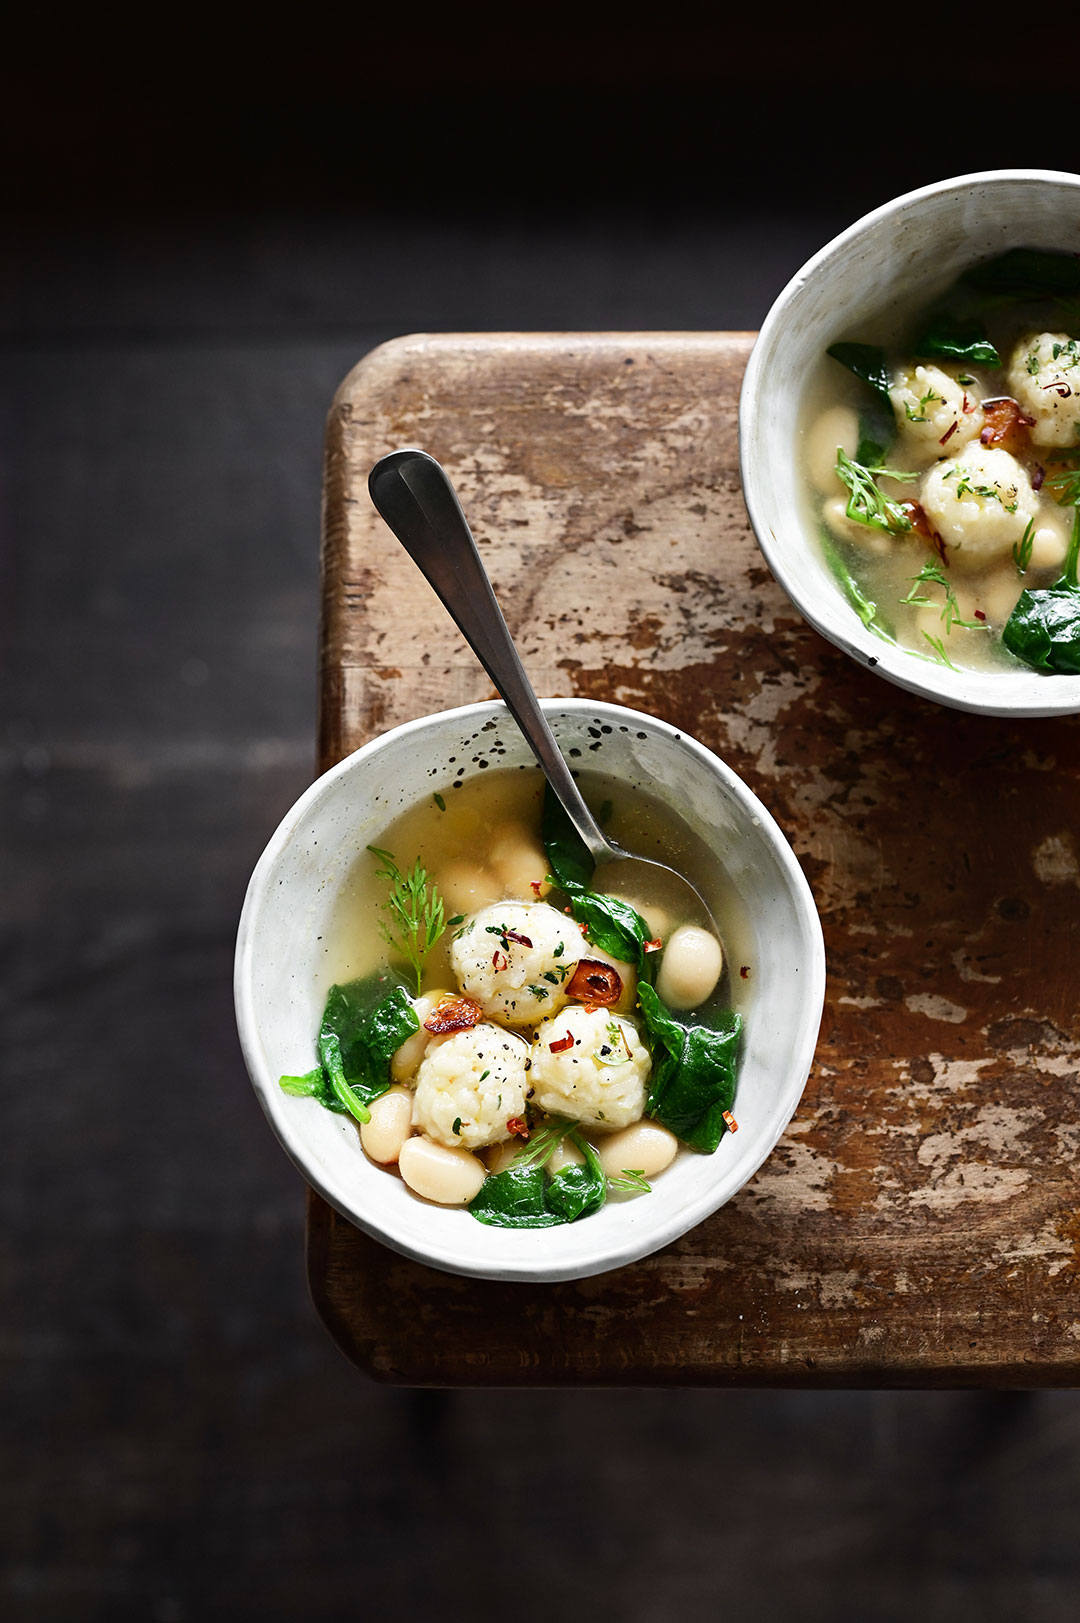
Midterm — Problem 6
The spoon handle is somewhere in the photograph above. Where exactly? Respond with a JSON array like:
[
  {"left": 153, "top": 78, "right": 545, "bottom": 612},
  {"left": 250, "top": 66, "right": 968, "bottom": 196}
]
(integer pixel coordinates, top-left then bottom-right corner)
[{"left": 368, "top": 448, "right": 612, "bottom": 864}]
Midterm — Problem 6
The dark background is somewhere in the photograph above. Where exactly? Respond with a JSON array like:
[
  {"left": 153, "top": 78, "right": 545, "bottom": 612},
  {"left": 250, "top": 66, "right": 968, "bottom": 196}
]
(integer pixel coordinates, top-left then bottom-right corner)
[{"left": 5, "top": 8, "right": 1080, "bottom": 1619}]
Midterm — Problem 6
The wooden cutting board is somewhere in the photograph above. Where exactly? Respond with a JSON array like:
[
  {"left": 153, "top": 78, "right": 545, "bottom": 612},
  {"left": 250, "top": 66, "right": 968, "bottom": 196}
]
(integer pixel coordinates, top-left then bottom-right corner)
[{"left": 309, "top": 332, "right": 1080, "bottom": 1386}]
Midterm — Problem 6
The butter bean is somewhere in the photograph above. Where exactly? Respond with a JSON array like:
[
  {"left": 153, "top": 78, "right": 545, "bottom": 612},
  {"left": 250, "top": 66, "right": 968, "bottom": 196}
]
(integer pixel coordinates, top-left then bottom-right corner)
[
  {"left": 547, "top": 1138, "right": 585, "bottom": 1175},
  {"left": 390, "top": 992, "right": 448, "bottom": 1083},
  {"left": 484, "top": 1139, "right": 521, "bottom": 1175},
  {"left": 359, "top": 1087, "right": 414, "bottom": 1165},
  {"left": 398, "top": 1136, "right": 486, "bottom": 1205},
  {"left": 595, "top": 1121, "right": 678, "bottom": 1180},
  {"left": 655, "top": 925, "right": 723, "bottom": 1010},
  {"left": 489, "top": 824, "right": 551, "bottom": 900},
  {"left": 437, "top": 861, "right": 503, "bottom": 916}
]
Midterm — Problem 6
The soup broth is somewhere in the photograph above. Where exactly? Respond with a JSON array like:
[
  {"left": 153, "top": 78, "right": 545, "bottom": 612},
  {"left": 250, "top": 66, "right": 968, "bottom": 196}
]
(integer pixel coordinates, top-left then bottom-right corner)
[{"left": 800, "top": 252, "right": 1080, "bottom": 675}]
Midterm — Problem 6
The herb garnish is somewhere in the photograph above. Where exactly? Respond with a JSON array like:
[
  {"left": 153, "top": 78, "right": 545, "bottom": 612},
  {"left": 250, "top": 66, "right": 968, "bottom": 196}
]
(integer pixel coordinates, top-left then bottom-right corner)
[
  {"left": 901, "top": 561, "right": 986, "bottom": 631},
  {"left": 835, "top": 449, "right": 918, "bottom": 534},
  {"left": 1013, "top": 518, "right": 1036, "bottom": 575},
  {"left": 367, "top": 846, "right": 447, "bottom": 997},
  {"left": 608, "top": 1169, "right": 652, "bottom": 1196}
]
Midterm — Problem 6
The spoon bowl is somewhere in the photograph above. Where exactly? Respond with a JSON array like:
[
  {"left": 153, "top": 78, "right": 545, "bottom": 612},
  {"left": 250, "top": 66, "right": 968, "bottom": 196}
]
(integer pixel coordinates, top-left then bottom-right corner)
[{"left": 367, "top": 447, "right": 720, "bottom": 939}]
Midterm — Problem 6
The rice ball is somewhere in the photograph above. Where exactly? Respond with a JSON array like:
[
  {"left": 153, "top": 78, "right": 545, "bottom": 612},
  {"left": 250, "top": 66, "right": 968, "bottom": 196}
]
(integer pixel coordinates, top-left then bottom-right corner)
[
  {"left": 920, "top": 446, "right": 1037, "bottom": 563},
  {"left": 449, "top": 901, "right": 584, "bottom": 1027},
  {"left": 412, "top": 1022, "right": 530, "bottom": 1150},
  {"left": 1007, "top": 333, "right": 1080, "bottom": 447},
  {"left": 529, "top": 1006, "right": 651, "bottom": 1131},
  {"left": 890, "top": 364, "right": 984, "bottom": 455}
]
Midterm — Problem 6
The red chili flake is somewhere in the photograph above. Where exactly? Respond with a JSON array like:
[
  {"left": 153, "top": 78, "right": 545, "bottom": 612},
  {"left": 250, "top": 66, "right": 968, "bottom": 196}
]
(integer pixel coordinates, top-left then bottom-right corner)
[
  {"left": 1033, "top": 465, "right": 1046, "bottom": 492},
  {"left": 548, "top": 1032, "right": 575, "bottom": 1054},
  {"left": 979, "top": 396, "right": 1035, "bottom": 451},
  {"left": 739, "top": 966, "right": 750, "bottom": 979},
  {"left": 503, "top": 928, "right": 533, "bottom": 948},
  {"left": 1043, "top": 381, "right": 1073, "bottom": 399},
  {"left": 974, "top": 609, "right": 986, "bottom": 622},
  {"left": 939, "top": 419, "right": 959, "bottom": 446},
  {"left": 643, "top": 938, "right": 663, "bottom": 954},
  {"left": 530, "top": 881, "right": 543, "bottom": 898},
  {"left": 506, "top": 1116, "right": 529, "bottom": 1139},
  {"left": 962, "top": 392, "right": 974, "bottom": 415},
  {"left": 492, "top": 949, "right": 509, "bottom": 972},
  {"left": 423, "top": 995, "right": 485, "bottom": 1034},
  {"left": 578, "top": 921, "right": 589, "bottom": 935},
  {"left": 567, "top": 959, "right": 623, "bottom": 1006},
  {"left": 722, "top": 1110, "right": 739, "bottom": 1133}
]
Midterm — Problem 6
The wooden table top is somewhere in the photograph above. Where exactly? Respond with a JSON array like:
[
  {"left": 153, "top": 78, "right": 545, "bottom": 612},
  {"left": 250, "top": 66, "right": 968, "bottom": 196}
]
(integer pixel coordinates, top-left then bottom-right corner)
[{"left": 310, "top": 332, "right": 1080, "bottom": 1386}]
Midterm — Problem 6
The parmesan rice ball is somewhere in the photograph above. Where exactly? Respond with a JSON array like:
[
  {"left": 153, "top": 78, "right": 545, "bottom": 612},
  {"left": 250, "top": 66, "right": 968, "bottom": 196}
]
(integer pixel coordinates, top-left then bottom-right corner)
[
  {"left": 1007, "top": 332, "right": 1080, "bottom": 447},
  {"left": 920, "top": 446, "right": 1037, "bottom": 562},
  {"left": 412, "top": 1022, "right": 530, "bottom": 1151},
  {"left": 449, "top": 901, "right": 584, "bottom": 1027},
  {"left": 529, "top": 1006, "right": 651, "bottom": 1132},
  {"left": 890, "top": 363, "right": 984, "bottom": 456}
]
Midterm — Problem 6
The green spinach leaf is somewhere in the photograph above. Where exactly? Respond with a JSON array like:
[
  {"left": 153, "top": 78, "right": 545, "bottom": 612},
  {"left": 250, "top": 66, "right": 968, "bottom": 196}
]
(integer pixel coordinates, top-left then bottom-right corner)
[
  {"left": 279, "top": 975, "right": 419, "bottom": 1124},
  {"left": 1002, "top": 507, "right": 1080, "bottom": 674},
  {"left": 545, "top": 1135, "right": 607, "bottom": 1222},
  {"left": 567, "top": 890, "right": 652, "bottom": 969},
  {"left": 542, "top": 782, "right": 595, "bottom": 891},
  {"left": 818, "top": 526, "right": 895, "bottom": 643},
  {"left": 468, "top": 1164, "right": 565, "bottom": 1228},
  {"left": 826, "top": 342, "right": 891, "bottom": 403},
  {"left": 638, "top": 983, "right": 742, "bottom": 1153},
  {"left": 913, "top": 314, "right": 1000, "bottom": 367},
  {"left": 541, "top": 785, "right": 653, "bottom": 968}
]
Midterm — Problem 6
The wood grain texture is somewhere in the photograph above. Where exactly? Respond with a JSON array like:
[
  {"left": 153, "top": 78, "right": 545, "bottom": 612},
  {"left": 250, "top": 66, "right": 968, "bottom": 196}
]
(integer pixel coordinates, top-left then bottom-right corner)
[{"left": 311, "top": 332, "right": 1080, "bottom": 1386}]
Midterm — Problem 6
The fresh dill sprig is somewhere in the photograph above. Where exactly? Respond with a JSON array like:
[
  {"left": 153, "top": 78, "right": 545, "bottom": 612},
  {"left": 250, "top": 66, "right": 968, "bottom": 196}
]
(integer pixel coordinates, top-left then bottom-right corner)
[
  {"left": 608, "top": 1169, "right": 652, "bottom": 1196},
  {"left": 509, "top": 1117, "right": 576, "bottom": 1171},
  {"left": 366, "top": 845, "right": 446, "bottom": 997},
  {"left": 901, "top": 561, "right": 987, "bottom": 631},
  {"left": 921, "top": 631, "right": 957, "bottom": 670},
  {"left": 1013, "top": 518, "right": 1036, "bottom": 575},
  {"left": 1043, "top": 463, "right": 1080, "bottom": 508},
  {"left": 835, "top": 449, "right": 918, "bottom": 534}
]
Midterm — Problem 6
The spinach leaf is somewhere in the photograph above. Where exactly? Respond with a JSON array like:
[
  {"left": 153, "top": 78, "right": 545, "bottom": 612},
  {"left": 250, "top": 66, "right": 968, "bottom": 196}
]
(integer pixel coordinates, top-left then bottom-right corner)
[
  {"left": 279, "top": 976, "right": 419, "bottom": 1124},
  {"left": 960, "top": 248, "right": 1080, "bottom": 300},
  {"left": 315, "top": 1028, "right": 372, "bottom": 1124},
  {"left": 567, "top": 890, "right": 652, "bottom": 969},
  {"left": 638, "top": 983, "right": 742, "bottom": 1154},
  {"left": 541, "top": 784, "right": 653, "bottom": 968},
  {"left": 545, "top": 1135, "right": 607, "bottom": 1222},
  {"left": 818, "top": 526, "right": 895, "bottom": 643},
  {"left": 913, "top": 314, "right": 1000, "bottom": 368},
  {"left": 826, "top": 342, "right": 891, "bottom": 403},
  {"left": 1002, "top": 507, "right": 1080, "bottom": 674},
  {"left": 826, "top": 344, "right": 896, "bottom": 459},
  {"left": 468, "top": 1164, "right": 565, "bottom": 1228},
  {"left": 542, "top": 782, "right": 595, "bottom": 891},
  {"left": 321, "top": 977, "right": 419, "bottom": 1104}
]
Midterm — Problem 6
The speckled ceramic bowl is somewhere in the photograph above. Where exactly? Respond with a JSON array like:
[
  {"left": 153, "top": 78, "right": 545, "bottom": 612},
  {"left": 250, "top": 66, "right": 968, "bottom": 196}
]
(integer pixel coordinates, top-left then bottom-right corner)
[
  {"left": 234, "top": 698, "right": 826, "bottom": 1282},
  {"left": 740, "top": 168, "right": 1080, "bottom": 718}
]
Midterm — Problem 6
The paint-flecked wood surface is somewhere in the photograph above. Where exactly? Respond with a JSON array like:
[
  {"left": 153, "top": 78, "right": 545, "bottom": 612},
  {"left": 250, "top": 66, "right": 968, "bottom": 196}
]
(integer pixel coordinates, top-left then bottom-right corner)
[{"left": 311, "top": 333, "right": 1080, "bottom": 1386}]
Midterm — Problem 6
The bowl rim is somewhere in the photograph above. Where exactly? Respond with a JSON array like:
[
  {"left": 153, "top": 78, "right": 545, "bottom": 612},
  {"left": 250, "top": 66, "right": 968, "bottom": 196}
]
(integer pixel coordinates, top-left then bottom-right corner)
[
  {"left": 739, "top": 166, "right": 1080, "bottom": 719},
  {"left": 234, "top": 696, "right": 827, "bottom": 1282}
]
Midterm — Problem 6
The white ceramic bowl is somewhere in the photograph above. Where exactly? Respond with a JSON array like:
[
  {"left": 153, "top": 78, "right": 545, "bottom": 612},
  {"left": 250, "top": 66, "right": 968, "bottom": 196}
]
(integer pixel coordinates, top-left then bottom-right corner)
[
  {"left": 740, "top": 168, "right": 1080, "bottom": 718},
  {"left": 234, "top": 698, "right": 825, "bottom": 1282}
]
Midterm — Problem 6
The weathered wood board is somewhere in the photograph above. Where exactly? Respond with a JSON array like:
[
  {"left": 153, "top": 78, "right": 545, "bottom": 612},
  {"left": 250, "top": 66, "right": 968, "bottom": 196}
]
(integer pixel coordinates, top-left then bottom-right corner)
[{"left": 311, "top": 333, "right": 1080, "bottom": 1385}]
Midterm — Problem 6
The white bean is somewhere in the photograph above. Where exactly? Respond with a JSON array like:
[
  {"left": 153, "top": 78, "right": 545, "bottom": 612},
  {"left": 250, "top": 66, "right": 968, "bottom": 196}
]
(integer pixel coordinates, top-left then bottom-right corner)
[
  {"left": 547, "top": 1138, "right": 585, "bottom": 1174},
  {"left": 655, "top": 925, "right": 723, "bottom": 1010},
  {"left": 437, "top": 861, "right": 503, "bottom": 915},
  {"left": 484, "top": 1139, "right": 521, "bottom": 1175},
  {"left": 1029, "top": 523, "right": 1069, "bottom": 571},
  {"left": 359, "top": 1087, "right": 414, "bottom": 1165},
  {"left": 397, "top": 1136, "right": 486, "bottom": 1205},
  {"left": 489, "top": 824, "right": 551, "bottom": 900},
  {"left": 595, "top": 1121, "right": 679, "bottom": 1180},
  {"left": 804, "top": 405, "right": 860, "bottom": 494}
]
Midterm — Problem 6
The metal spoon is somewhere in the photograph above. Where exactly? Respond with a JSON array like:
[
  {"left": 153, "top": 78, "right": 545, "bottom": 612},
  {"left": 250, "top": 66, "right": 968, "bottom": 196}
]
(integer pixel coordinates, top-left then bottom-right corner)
[{"left": 368, "top": 447, "right": 716, "bottom": 934}]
